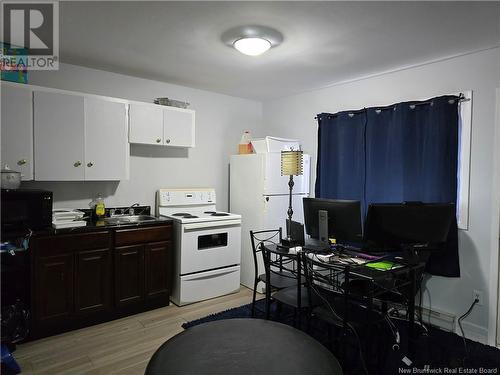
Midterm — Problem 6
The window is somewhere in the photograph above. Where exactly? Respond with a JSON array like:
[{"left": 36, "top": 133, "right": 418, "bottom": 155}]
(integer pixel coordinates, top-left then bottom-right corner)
[{"left": 457, "top": 90, "right": 472, "bottom": 230}]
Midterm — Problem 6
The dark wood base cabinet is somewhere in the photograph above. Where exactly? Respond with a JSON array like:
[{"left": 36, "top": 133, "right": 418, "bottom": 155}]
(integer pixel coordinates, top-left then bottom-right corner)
[
  {"left": 31, "top": 224, "right": 172, "bottom": 339},
  {"left": 115, "top": 241, "right": 171, "bottom": 310},
  {"left": 115, "top": 244, "right": 145, "bottom": 308},
  {"left": 145, "top": 241, "right": 171, "bottom": 300}
]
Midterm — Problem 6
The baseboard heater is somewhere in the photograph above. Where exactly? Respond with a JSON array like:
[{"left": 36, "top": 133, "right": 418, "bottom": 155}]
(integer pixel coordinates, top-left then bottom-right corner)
[
  {"left": 391, "top": 305, "right": 456, "bottom": 332},
  {"left": 419, "top": 306, "right": 456, "bottom": 332}
]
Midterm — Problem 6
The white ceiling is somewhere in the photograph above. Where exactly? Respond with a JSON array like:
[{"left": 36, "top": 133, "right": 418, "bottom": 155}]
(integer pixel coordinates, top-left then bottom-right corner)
[{"left": 60, "top": 1, "right": 500, "bottom": 100}]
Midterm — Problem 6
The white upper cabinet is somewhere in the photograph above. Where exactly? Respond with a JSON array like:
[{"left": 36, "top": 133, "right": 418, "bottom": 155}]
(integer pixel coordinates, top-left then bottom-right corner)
[
  {"left": 34, "top": 91, "right": 86, "bottom": 181},
  {"left": 1, "top": 84, "right": 34, "bottom": 180},
  {"left": 129, "top": 103, "right": 163, "bottom": 145},
  {"left": 85, "top": 98, "right": 129, "bottom": 180},
  {"left": 129, "top": 103, "right": 195, "bottom": 147},
  {"left": 5, "top": 83, "right": 192, "bottom": 181},
  {"left": 33, "top": 90, "right": 129, "bottom": 181},
  {"left": 163, "top": 108, "right": 195, "bottom": 147}
]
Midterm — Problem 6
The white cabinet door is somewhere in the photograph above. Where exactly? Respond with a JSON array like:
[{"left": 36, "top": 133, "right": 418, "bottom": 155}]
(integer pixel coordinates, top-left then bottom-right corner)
[
  {"left": 129, "top": 103, "right": 163, "bottom": 145},
  {"left": 33, "top": 91, "right": 85, "bottom": 181},
  {"left": 163, "top": 108, "right": 195, "bottom": 147},
  {"left": 1, "top": 84, "right": 34, "bottom": 180},
  {"left": 84, "top": 98, "right": 129, "bottom": 180}
]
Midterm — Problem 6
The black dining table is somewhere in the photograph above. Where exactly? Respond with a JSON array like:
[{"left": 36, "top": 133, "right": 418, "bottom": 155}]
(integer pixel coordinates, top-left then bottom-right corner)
[
  {"left": 146, "top": 318, "right": 343, "bottom": 375},
  {"left": 264, "top": 240, "right": 425, "bottom": 357}
]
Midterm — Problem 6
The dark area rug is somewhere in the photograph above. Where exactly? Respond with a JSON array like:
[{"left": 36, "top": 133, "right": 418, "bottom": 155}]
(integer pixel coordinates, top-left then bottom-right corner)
[{"left": 182, "top": 299, "right": 500, "bottom": 375}]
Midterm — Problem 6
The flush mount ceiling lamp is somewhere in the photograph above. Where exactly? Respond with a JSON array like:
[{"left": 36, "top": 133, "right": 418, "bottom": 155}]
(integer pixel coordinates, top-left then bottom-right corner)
[
  {"left": 222, "top": 25, "right": 283, "bottom": 56},
  {"left": 234, "top": 38, "right": 271, "bottom": 56}
]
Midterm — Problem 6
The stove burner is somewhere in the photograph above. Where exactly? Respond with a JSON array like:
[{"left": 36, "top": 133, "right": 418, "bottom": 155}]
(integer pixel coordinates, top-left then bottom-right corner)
[{"left": 172, "top": 212, "right": 228, "bottom": 219}]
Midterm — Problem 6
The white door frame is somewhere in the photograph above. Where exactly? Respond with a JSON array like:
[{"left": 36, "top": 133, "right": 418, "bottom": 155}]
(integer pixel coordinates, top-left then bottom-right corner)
[{"left": 489, "top": 87, "right": 500, "bottom": 346}]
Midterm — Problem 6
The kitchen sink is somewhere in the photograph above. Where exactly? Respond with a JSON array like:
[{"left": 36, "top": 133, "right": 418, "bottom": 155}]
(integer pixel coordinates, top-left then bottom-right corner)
[
  {"left": 104, "top": 215, "right": 159, "bottom": 225},
  {"left": 125, "top": 215, "right": 158, "bottom": 223}
]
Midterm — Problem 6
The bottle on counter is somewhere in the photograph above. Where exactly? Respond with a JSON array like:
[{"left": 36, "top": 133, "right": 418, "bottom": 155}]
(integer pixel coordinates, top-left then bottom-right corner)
[
  {"left": 238, "top": 131, "right": 253, "bottom": 154},
  {"left": 89, "top": 194, "right": 106, "bottom": 219}
]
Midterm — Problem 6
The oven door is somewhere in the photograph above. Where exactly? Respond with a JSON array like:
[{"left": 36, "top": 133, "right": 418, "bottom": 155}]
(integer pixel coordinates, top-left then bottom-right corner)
[{"left": 180, "top": 219, "right": 241, "bottom": 275}]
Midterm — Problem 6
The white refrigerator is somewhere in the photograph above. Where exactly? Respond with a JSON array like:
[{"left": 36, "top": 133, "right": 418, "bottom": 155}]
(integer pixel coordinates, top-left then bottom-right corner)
[{"left": 230, "top": 152, "right": 311, "bottom": 292}]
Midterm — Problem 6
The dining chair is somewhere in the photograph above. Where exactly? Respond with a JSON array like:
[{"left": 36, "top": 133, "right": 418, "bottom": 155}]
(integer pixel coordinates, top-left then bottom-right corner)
[
  {"left": 260, "top": 243, "right": 310, "bottom": 327},
  {"left": 249, "top": 228, "right": 298, "bottom": 317}
]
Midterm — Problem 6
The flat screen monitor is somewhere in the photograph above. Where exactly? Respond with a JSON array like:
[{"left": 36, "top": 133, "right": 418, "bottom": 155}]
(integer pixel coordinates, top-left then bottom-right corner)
[
  {"left": 303, "top": 198, "right": 363, "bottom": 242},
  {"left": 286, "top": 220, "right": 305, "bottom": 246},
  {"left": 364, "top": 202, "right": 456, "bottom": 250}
]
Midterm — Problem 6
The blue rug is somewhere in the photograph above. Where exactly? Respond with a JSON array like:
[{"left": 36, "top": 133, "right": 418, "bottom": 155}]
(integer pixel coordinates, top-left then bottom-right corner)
[
  {"left": 182, "top": 300, "right": 258, "bottom": 329},
  {"left": 182, "top": 299, "right": 500, "bottom": 375}
]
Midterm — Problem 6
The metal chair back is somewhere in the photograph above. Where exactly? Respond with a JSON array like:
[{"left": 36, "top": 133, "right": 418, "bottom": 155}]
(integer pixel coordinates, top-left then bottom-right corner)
[{"left": 249, "top": 228, "right": 283, "bottom": 281}]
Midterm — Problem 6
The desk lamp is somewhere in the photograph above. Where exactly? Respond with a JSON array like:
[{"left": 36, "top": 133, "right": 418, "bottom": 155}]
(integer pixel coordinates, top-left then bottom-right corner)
[{"left": 281, "top": 150, "right": 303, "bottom": 247}]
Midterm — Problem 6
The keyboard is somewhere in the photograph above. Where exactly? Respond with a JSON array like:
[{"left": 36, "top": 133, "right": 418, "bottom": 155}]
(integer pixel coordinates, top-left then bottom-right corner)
[{"left": 338, "top": 247, "right": 384, "bottom": 260}]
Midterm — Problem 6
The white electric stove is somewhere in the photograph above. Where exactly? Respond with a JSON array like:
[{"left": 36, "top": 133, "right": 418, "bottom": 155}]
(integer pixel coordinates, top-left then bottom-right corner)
[{"left": 157, "top": 188, "right": 241, "bottom": 306}]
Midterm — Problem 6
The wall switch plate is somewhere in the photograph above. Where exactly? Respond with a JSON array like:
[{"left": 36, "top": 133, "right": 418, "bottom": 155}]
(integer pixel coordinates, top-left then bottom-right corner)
[{"left": 473, "top": 290, "right": 484, "bottom": 306}]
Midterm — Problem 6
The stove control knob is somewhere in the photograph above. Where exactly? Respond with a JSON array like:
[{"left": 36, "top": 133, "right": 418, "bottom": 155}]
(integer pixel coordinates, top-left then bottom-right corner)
[{"left": 161, "top": 192, "right": 169, "bottom": 203}]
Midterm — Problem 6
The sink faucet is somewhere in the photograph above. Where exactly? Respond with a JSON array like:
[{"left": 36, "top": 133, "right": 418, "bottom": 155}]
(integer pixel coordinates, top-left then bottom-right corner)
[
  {"left": 111, "top": 203, "right": 143, "bottom": 217},
  {"left": 125, "top": 202, "right": 141, "bottom": 215}
]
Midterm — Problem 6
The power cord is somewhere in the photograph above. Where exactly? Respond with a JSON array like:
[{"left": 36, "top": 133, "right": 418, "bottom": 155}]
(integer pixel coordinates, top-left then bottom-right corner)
[{"left": 458, "top": 297, "right": 479, "bottom": 366}]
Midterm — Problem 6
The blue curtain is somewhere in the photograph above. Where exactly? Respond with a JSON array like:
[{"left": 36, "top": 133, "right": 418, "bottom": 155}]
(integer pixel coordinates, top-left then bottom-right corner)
[
  {"left": 315, "top": 95, "right": 460, "bottom": 277},
  {"left": 316, "top": 110, "right": 367, "bottom": 203}
]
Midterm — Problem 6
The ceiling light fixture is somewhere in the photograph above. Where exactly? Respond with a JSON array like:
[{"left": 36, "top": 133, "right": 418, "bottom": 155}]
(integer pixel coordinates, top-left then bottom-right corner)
[
  {"left": 233, "top": 37, "right": 271, "bottom": 56},
  {"left": 222, "top": 25, "right": 283, "bottom": 57}
]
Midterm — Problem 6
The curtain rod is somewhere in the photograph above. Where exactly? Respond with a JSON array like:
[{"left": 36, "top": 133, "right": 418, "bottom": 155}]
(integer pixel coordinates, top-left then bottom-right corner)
[{"left": 315, "top": 93, "right": 469, "bottom": 120}]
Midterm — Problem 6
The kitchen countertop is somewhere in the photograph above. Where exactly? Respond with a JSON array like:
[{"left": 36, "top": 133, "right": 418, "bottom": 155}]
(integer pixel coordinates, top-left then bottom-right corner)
[
  {"left": 49, "top": 205, "right": 172, "bottom": 235},
  {"left": 1, "top": 206, "right": 173, "bottom": 242},
  {"left": 2, "top": 207, "right": 173, "bottom": 240},
  {"left": 2, "top": 217, "right": 174, "bottom": 239},
  {"left": 51, "top": 215, "right": 173, "bottom": 235}
]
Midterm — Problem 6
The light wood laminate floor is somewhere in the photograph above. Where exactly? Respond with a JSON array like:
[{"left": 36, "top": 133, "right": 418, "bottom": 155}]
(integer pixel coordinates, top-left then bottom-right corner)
[{"left": 15, "top": 287, "right": 258, "bottom": 375}]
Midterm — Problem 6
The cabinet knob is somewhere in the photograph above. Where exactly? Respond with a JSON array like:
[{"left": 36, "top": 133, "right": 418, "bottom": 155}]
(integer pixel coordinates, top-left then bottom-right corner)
[
  {"left": 156, "top": 138, "right": 161, "bottom": 143},
  {"left": 166, "top": 139, "right": 171, "bottom": 144},
  {"left": 74, "top": 161, "right": 82, "bottom": 167},
  {"left": 17, "top": 159, "right": 27, "bottom": 165},
  {"left": 87, "top": 162, "right": 94, "bottom": 167}
]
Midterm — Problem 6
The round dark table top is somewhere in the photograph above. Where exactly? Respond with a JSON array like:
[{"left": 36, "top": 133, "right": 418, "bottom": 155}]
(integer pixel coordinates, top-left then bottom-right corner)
[{"left": 146, "top": 318, "right": 342, "bottom": 375}]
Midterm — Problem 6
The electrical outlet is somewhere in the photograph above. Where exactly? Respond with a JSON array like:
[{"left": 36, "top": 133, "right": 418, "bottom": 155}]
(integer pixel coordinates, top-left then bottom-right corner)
[{"left": 473, "top": 290, "right": 484, "bottom": 306}]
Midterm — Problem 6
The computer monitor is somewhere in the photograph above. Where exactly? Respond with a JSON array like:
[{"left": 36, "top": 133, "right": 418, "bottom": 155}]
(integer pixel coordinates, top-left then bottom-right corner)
[
  {"left": 286, "top": 220, "right": 305, "bottom": 246},
  {"left": 303, "top": 198, "right": 363, "bottom": 242},
  {"left": 364, "top": 202, "right": 456, "bottom": 251}
]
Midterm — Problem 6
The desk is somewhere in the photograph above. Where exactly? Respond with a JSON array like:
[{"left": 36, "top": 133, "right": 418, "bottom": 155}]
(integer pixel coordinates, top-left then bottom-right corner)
[
  {"left": 308, "top": 251, "right": 424, "bottom": 350},
  {"left": 264, "top": 242, "right": 425, "bottom": 356},
  {"left": 145, "top": 318, "right": 343, "bottom": 375}
]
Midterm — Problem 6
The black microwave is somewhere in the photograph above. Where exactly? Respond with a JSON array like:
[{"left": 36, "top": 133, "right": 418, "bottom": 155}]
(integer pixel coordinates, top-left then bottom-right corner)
[{"left": 1, "top": 189, "right": 53, "bottom": 230}]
